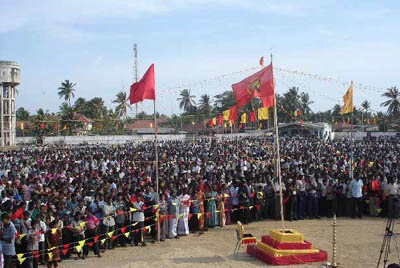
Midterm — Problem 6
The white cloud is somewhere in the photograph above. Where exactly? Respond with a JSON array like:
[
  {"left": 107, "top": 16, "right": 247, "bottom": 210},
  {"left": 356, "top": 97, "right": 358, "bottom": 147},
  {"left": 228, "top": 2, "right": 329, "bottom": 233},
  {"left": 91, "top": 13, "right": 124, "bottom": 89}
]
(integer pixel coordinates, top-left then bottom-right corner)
[{"left": 0, "top": 0, "right": 315, "bottom": 34}]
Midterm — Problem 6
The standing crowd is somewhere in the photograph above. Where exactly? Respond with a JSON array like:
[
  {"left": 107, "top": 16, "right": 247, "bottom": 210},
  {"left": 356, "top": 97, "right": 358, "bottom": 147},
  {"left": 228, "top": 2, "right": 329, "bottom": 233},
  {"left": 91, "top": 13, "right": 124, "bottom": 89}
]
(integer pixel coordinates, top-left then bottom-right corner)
[{"left": 0, "top": 135, "right": 398, "bottom": 267}]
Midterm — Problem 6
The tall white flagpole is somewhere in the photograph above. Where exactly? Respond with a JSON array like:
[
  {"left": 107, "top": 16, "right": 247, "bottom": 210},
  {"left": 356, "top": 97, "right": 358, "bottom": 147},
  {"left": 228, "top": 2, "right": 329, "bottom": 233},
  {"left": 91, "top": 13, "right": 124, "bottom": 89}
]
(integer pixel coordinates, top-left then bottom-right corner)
[{"left": 271, "top": 54, "right": 285, "bottom": 231}]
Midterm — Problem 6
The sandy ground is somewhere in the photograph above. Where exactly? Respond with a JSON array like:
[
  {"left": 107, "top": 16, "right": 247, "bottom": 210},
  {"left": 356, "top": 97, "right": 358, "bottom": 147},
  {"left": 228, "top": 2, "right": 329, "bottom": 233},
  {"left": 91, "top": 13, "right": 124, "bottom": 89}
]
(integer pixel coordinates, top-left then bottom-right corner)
[{"left": 58, "top": 217, "right": 399, "bottom": 268}]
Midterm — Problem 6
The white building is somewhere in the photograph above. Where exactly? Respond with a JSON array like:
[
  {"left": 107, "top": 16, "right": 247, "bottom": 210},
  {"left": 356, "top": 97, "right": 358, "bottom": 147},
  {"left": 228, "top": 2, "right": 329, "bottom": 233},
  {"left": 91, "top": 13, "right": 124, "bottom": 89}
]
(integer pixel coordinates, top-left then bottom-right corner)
[{"left": 0, "top": 61, "right": 20, "bottom": 147}]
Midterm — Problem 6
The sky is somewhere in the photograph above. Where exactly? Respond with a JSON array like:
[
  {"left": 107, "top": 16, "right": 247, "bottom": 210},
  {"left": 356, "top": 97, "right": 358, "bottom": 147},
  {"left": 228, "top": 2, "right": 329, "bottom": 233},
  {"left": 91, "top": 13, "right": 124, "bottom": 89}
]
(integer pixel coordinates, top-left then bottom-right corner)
[{"left": 0, "top": 0, "right": 399, "bottom": 116}]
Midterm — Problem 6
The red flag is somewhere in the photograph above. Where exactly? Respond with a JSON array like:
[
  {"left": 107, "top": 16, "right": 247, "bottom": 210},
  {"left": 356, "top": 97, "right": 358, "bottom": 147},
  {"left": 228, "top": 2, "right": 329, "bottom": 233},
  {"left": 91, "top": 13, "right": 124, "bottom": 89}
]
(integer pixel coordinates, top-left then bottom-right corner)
[
  {"left": 11, "top": 208, "right": 24, "bottom": 221},
  {"left": 229, "top": 105, "right": 238, "bottom": 122},
  {"left": 129, "top": 64, "right": 155, "bottom": 105},
  {"left": 299, "top": 120, "right": 304, "bottom": 127},
  {"left": 40, "top": 122, "right": 45, "bottom": 129},
  {"left": 53, "top": 123, "right": 58, "bottom": 131},
  {"left": 232, "top": 63, "right": 274, "bottom": 107},
  {"left": 249, "top": 111, "right": 256, "bottom": 123},
  {"left": 208, "top": 119, "right": 214, "bottom": 127},
  {"left": 217, "top": 114, "right": 223, "bottom": 125},
  {"left": 259, "top": 56, "right": 264, "bottom": 66}
]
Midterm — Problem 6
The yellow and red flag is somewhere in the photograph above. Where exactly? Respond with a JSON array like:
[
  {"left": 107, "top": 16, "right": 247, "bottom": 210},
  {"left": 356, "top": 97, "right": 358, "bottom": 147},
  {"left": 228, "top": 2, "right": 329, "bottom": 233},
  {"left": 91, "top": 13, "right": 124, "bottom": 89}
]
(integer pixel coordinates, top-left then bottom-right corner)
[
  {"left": 340, "top": 82, "right": 353, "bottom": 115},
  {"left": 240, "top": 113, "right": 247, "bottom": 124}
]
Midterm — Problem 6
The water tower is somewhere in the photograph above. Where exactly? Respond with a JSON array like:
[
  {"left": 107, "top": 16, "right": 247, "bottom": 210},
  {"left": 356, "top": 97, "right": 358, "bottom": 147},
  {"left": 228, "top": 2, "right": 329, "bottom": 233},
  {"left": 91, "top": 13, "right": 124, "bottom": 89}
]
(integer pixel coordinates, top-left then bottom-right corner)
[{"left": 0, "top": 61, "right": 20, "bottom": 147}]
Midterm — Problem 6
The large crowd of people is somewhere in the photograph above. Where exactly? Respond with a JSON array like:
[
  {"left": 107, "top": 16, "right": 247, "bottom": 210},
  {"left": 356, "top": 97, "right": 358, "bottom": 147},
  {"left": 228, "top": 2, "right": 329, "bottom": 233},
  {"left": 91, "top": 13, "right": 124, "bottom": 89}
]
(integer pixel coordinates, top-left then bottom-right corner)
[{"left": 0, "top": 135, "right": 398, "bottom": 268}]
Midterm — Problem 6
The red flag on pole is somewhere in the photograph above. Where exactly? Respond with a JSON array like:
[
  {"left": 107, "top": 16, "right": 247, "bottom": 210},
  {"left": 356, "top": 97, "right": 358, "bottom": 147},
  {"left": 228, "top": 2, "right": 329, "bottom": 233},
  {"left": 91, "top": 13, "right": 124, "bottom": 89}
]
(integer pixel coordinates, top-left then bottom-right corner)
[
  {"left": 249, "top": 111, "right": 256, "bottom": 123},
  {"left": 40, "top": 122, "right": 45, "bottom": 129},
  {"left": 217, "top": 114, "right": 223, "bottom": 125},
  {"left": 129, "top": 64, "right": 155, "bottom": 105},
  {"left": 229, "top": 105, "right": 238, "bottom": 122},
  {"left": 259, "top": 56, "right": 264, "bottom": 66},
  {"left": 231, "top": 63, "right": 274, "bottom": 107}
]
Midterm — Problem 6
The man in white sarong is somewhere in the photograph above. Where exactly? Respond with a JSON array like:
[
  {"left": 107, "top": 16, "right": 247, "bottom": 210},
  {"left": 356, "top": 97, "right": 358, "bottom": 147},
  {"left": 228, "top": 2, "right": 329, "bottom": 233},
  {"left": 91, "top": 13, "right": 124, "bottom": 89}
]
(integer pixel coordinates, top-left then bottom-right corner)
[
  {"left": 177, "top": 189, "right": 190, "bottom": 235},
  {"left": 168, "top": 190, "right": 179, "bottom": 238}
]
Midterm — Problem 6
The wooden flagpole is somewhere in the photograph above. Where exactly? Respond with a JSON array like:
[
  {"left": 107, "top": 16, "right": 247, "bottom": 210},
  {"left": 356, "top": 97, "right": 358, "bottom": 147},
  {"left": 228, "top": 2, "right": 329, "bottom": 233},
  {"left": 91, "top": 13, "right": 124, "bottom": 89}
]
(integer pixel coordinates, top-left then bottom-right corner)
[
  {"left": 271, "top": 54, "right": 285, "bottom": 231},
  {"left": 153, "top": 99, "right": 160, "bottom": 242}
]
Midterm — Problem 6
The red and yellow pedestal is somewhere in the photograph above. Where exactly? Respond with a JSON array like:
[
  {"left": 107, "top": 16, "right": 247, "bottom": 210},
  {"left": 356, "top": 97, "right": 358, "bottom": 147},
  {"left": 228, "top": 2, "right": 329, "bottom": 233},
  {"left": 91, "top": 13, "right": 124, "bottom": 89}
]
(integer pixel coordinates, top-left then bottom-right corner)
[{"left": 247, "top": 229, "right": 327, "bottom": 266}]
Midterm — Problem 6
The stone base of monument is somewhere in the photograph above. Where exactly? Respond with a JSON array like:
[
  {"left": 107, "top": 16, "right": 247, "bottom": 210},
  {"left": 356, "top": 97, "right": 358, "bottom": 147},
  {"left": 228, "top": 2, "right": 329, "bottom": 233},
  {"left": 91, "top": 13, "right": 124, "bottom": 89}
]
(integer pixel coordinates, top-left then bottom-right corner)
[{"left": 247, "top": 229, "right": 328, "bottom": 266}]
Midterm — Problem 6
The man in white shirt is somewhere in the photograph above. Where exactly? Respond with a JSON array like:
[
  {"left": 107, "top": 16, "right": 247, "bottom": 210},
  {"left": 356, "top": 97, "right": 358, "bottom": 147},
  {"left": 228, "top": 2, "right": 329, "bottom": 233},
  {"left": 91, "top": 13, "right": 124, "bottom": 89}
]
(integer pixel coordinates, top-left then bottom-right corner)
[
  {"left": 349, "top": 175, "right": 363, "bottom": 218},
  {"left": 230, "top": 182, "right": 239, "bottom": 223}
]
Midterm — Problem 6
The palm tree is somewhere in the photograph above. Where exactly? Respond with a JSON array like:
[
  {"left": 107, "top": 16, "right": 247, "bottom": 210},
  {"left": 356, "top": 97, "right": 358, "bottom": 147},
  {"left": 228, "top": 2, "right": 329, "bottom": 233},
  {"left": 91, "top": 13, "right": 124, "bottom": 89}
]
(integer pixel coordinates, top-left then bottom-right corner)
[
  {"left": 361, "top": 100, "right": 371, "bottom": 127},
  {"left": 381, "top": 86, "right": 400, "bottom": 117},
  {"left": 281, "top": 87, "right": 300, "bottom": 122},
  {"left": 58, "top": 80, "right": 76, "bottom": 107},
  {"left": 113, "top": 91, "right": 130, "bottom": 119},
  {"left": 299, "top": 92, "right": 313, "bottom": 120},
  {"left": 197, "top": 94, "right": 212, "bottom": 116},
  {"left": 177, "top": 89, "right": 196, "bottom": 114}
]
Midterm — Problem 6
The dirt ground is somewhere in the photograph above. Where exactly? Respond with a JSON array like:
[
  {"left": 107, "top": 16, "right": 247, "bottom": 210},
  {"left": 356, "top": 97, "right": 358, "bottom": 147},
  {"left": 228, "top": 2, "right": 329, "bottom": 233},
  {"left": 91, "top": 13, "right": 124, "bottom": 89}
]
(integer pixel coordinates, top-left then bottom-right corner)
[{"left": 59, "top": 217, "right": 398, "bottom": 268}]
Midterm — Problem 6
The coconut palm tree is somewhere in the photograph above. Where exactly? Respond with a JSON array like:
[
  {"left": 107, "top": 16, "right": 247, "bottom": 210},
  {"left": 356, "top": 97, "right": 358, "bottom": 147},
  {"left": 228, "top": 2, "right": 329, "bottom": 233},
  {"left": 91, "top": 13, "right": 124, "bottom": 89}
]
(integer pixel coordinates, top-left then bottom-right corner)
[
  {"left": 177, "top": 89, "right": 196, "bottom": 114},
  {"left": 58, "top": 80, "right": 76, "bottom": 107},
  {"left": 360, "top": 100, "right": 371, "bottom": 127},
  {"left": 299, "top": 92, "right": 313, "bottom": 120},
  {"left": 381, "top": 86, "right": 400, "bottom": 117},
  {"left": 113, "top": 91, "right": 130, "bottom": 119},
  {"left": 197, "top": 94, "right": 212, "bottom": 116}
]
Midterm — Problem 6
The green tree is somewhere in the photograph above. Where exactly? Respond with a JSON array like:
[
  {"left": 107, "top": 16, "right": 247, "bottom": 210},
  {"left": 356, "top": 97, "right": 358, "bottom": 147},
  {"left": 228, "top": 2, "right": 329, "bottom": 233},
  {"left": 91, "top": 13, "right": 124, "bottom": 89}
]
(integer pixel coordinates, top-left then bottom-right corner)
[
  {"left": 381, "top": 87, "right": 400, "bottom": 117},
  {"left": 113, "top": 91, "right": 130, "bottom": 119},
  {"left": 361, "top": 100, "right": 371, "bottom": 126},
  {"left": 177, "top": 89, "right": 196, "bottom": 114},
  {"left": 213, "top": 91, "right": 236, "bottom": 112},
  {"left": 59, "top": 102, "right": 75, "bottom": 134},
  {"left": 58, "top": 80, "right": 76, "bottom": 107},
  {"left": 16, "top": 107, "right": 30, "bottom": 121},
  {"left": 73, "top": 97, "right": 86, "bottom": 114},
  {"left": 299, "top": 92, "right": 313, "bottom": 119},
  {"left": 279, "top": 87, "right": 300, "bottom": 122},
  {"left": 197, "top": 94, "right": 212, "bottom": 116}
]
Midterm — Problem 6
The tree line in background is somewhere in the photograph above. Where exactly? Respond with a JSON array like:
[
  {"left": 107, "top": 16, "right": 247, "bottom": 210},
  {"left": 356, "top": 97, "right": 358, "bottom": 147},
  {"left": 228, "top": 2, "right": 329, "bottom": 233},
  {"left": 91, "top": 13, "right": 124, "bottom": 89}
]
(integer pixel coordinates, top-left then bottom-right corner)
[{"left": 16, "top": 80, "right": 400, "bottom": 136}]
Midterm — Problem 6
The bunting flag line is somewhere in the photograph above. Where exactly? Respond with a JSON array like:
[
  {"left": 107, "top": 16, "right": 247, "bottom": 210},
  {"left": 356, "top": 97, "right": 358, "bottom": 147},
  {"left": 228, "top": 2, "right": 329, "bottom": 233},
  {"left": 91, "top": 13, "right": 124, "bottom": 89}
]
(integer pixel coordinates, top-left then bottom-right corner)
[{"left": 14, "top": 200, "right": 270, "bottom": 262}]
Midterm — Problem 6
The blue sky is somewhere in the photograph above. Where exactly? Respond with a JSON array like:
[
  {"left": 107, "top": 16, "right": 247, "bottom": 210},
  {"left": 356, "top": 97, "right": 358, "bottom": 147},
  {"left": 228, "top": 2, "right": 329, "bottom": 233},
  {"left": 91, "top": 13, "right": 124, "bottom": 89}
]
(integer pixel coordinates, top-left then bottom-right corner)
[{"left": 0, "top": 0, "right": 399, "bottom": 116}]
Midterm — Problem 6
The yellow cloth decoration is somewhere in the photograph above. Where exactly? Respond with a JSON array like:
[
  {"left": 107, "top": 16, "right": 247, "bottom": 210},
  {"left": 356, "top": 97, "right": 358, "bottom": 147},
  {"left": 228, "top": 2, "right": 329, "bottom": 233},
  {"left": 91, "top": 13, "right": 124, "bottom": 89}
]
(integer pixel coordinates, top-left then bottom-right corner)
[
  {"left": 258, "top": 107, "right": 269, "bottom": 120},
  {"left": 240, "top": 113, "right": 247, "bottom": 124},
  {"left": 223, "top": 109, "right": 230, "bottom": 121},
  {"left": 17, "top": 254, "right": 25, "bottom": 264},
  {"left": 75, "top": 245, "right": 82, "bottom": 253}
]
